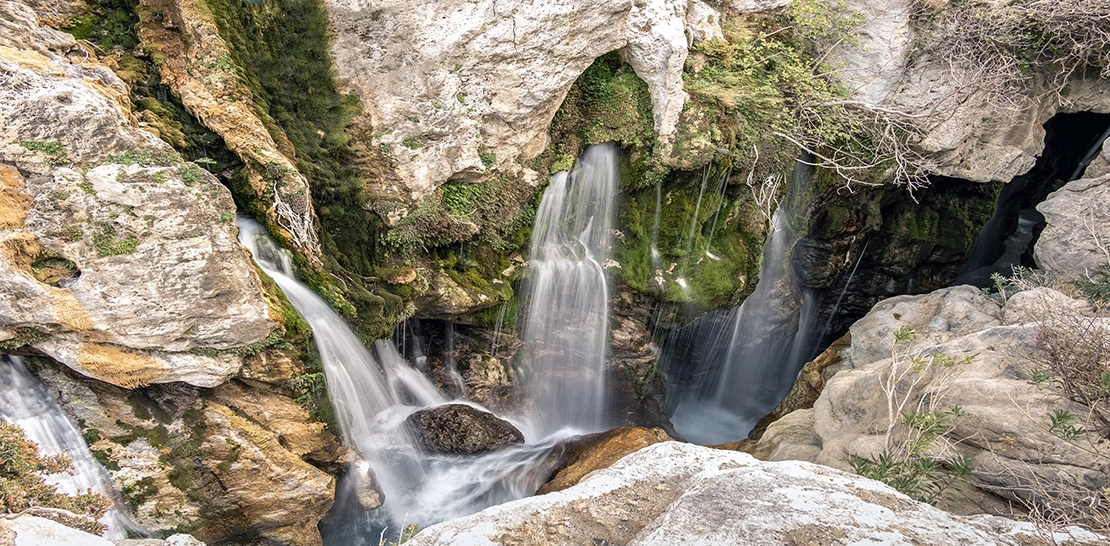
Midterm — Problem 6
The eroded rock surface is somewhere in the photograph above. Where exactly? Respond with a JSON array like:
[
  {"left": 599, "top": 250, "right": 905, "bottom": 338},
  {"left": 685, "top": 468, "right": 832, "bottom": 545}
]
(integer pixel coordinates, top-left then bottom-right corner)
[
  {"left": 406, "top": 441, "right": 1102, "bottom": 545},
  {"left": 834, "top": 0, "right": 1110, "bottom": 183},
  {"left": 0, "top": 4, "right": 277, "bottom": 388},
  {"left": 32, "top": 360, "right": 336, "bottom": 546},
  {"left": 405, "top": 403, "right": 524, "bottom": 455},
  {"left": 747, "top": 285, "right": 1110, "bottom": 518},
  {"left": 1035, "top": 171, "right": 1110, "bottom": 281},
  {"left": 326, "top": 0, "right": 694, "bottom": 206}
]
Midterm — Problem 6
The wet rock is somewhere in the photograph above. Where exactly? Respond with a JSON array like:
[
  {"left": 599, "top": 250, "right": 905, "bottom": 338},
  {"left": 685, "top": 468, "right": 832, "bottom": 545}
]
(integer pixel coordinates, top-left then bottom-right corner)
[
  {"left": 405, "top": 403, "right": 524, "bottom": 455},
  {"left": 539, "top": 426, "right": 673, "bottom": 494},
  {"left": 32, "top": 359, "right": 335, "bottom": 546},
  {"left": 405, "top": 442, "right": 1103, "bottom": 545}
]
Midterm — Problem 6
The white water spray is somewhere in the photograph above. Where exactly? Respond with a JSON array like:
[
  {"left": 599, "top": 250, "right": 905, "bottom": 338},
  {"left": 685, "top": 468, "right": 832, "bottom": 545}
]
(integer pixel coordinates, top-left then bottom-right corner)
[
  {"left": 661, "top": 159, "right": 817, "bottom": 444},
  {"left": 236, "top": 219, "right": 567, "bottom": 540}
]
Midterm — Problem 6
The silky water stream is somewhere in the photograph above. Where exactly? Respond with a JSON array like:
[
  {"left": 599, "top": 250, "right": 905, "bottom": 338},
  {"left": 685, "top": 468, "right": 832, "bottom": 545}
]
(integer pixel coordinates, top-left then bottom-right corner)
[{"left": 238, "top": 144, "right": 620, "bottom": 543}]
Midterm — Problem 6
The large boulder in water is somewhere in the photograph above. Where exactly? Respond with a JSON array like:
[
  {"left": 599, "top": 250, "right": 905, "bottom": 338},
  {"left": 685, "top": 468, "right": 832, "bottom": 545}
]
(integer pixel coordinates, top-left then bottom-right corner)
[{"left": 405, "top": 403, "right": 524, "bottom": 455}]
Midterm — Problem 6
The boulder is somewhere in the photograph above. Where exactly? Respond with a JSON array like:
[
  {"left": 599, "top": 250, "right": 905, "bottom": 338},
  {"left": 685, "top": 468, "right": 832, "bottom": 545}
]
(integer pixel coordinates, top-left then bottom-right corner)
[
  {"left": 747, "top": 286, "right": 1110, "bottom": 519},
  {"left": 1035, "top": 173, "right": 1110, "bottom": 281},
  {"left": 539, "top": 426, "right": 672, "bottom": 494},
  {"left": 0, "top": 4, "right": 278, "bottom": 388},
  {"left": 405, "top": 442, "right": 1103, "bottom": 545},
  {"left": 405, "top": 403, "right": 525, "bottom": 455}
]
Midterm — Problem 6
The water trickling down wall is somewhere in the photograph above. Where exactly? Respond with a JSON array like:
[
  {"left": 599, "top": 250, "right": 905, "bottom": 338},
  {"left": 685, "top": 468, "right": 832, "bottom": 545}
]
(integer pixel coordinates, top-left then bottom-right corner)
[
  {"left": 659, "top": 160, "right": 816, "bottom": 445},
  {"left": 0, "top": 355, "right": 130, "bottom": 538}
]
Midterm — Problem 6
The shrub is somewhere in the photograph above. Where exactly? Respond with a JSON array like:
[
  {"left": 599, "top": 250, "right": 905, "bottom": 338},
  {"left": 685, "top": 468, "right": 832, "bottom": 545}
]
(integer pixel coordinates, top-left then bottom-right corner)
[{"left": 0, "top": 422, "right": 110, "bottom": 535}]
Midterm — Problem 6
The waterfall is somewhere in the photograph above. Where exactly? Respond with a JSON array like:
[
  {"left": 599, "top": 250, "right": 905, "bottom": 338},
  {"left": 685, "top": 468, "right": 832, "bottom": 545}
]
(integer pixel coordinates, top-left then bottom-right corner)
[
  {"left": 516, "top": 143, "right": 618, "bottom": 437},
  {"left": 237, "top": 218, "right": 568, "bottom": 542},
  {"left": 659, "top": 159, "right": 816, "bottom": 445},
  {"left": 0, "top": 355, "right": 130, "bottom": 538}
]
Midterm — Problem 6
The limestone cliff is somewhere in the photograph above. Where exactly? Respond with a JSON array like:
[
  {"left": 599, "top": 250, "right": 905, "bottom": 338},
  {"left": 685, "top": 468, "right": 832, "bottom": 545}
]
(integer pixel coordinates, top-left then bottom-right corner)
[
  {"left": 326, "top": 0, "right": 696, "bottom": 208},
  {"left": 0, "top": 2, "right": 279, "bottom": 388}
]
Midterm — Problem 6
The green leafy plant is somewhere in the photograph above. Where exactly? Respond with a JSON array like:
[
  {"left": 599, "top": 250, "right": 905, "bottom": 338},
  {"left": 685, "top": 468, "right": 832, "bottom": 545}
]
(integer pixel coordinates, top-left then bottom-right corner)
[
  {"left": 19, "top": 141, "right": 70, "bottom": 166},
  {"left": 1046, "top": 408, "right": 1088, "bottom": 440},
  {"left": 849, "top": 326, "right": 975, "bottom": 505},
  {"left": 0, "top": 422, "right": 111, "bottom": 535}
]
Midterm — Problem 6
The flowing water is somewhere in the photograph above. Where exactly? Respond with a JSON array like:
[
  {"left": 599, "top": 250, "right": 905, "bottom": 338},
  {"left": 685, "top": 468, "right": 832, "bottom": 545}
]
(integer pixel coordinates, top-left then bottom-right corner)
[
  {"left": 0, "top": 355, "right": 130, "bottom": 538},
  {"left": 239, "top": 198, "right": 609, "bottom": 542},
  {"left": 659, "top": 160, "right": 816, "bottom": 445},
  {"left": 516, "top": 143, "right": 619, "bottom": 437}
]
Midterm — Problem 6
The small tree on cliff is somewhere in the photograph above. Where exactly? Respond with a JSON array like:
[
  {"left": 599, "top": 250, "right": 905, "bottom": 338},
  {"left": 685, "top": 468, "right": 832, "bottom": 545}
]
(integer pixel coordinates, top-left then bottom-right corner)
[{"left": 0, "top": 421, "right": 110, "bottom": 534}]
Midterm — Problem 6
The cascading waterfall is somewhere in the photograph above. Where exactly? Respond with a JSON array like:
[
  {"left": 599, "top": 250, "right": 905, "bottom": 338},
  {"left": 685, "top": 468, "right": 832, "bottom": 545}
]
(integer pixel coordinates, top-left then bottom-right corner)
[
  {"left": 0, "top": 355, "right": 130, "bottom": 538},
  {"left": 237, "top": 219, "right": 569, "bottom": 543},
  {"left": 516, "top": 143, "right": 619, "bottom": 437},
  {"left": 659, "top": 159, "right": 816, "bottom": 445}
]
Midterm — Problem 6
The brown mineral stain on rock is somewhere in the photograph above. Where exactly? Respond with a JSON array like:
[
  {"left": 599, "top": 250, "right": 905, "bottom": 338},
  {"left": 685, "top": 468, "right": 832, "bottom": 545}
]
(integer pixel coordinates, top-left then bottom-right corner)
[
  {"left": 47, "top": 290, "right": 94, "bottom": 331},
  {"left": 0, "top": 45, "right": 61, "bottom": 75},
  {"left": 0, "top": 164, "right": 30, "bottom": 229},
  {"left": 539, "top": 426, "right": 673, "bottom": 494},
  {"left": 77, "top": 343, "right": 166, "bottom": 388},
  {"left": 0, "top": 231, "right": 40, "bottom": 271}
]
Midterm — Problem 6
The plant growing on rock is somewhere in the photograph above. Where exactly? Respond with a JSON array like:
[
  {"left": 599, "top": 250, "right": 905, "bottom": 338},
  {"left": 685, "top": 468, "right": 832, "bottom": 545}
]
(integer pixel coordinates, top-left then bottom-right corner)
[
  {"left": 0, "top": 422, "right": 110, "bottom": 535},
  {"left": 849, "top": 325, "right": 976, "bottom": 505}
]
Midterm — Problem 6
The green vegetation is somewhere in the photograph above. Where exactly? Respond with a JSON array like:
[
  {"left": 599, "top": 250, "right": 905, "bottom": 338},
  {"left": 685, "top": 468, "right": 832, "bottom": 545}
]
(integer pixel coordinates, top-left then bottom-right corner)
[
  {"left": 204, "top": 0, "right": 415, "bottom": 340},
  {"left": 0, "top": 327, "right": 49, "bottom": 351},
  {"left": 19, "top": 140, "right": 70, "bottom": 166},
  {"left": 91, "top": 221, "right": 140, "bottom": 257},
  {"left": 0, "top": 422, "right": 111, "bottom": 534},
  {"left": 103, "top": 149, "right": 182, "bottom": 167},
  {"left": 848, "top": 326, "right": 976, "bottom": 505}
]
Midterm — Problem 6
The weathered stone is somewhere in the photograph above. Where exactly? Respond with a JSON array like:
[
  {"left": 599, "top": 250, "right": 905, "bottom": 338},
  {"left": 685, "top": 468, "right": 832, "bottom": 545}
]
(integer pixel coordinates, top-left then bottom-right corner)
[
  {"left": 405, "top": 403, "right": 525, "bottom": 455},
  {"left": 750, "top": 286, "right": 1110, "bottom": 519},
  {"left": 326, "top": 0, "right": 690, "bottom": 205},
  {"left": 405, "top": 442, "right": 1104, "bottom": 545},
  {"left": 1035, "top": 173, "right": 1110, "bottom": 281},
  {"left": 32, "top": 361, "right": 335, "bottom": 546},
  {"left": 5, "top": 515, "right": 114, "bottom": 546},
  {"left": 833, "top": 1, "right": 1110, "bottom": 183},
  {"left": 0, "top": 5, "right": 279, "bottom": 388},
  {"left": 539, "top": 426, "right": 672, "bottom": 494}
]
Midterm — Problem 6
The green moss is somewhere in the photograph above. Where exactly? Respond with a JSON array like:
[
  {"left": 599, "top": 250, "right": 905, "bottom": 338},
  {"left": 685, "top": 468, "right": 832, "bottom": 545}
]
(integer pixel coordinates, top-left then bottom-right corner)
[
  {"left": 533, "top": 52, "right": 662, "bottom": 185},
  {"left": 121, "top": 476, "right": 157, "bottom": 511},
  {"left": 0, "top": 327, "right": 49, "bottom": 351},
  {"left": 91, "top": 221, "right": 140, "bottom": 257},
  {"left": 19, "top": 140, "right": 69, "bottom": 166},
  {"left": 613, "top": 166, "right": 765, "bottom": 309}
]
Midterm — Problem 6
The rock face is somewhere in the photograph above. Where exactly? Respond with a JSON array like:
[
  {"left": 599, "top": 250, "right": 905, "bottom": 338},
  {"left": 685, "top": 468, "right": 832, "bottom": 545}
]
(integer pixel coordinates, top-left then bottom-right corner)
[
  {"left": 834, "top": 0, "right": 1110, "bottom": 183},
  {"left": 326, "top": 0, "right": 695, "bottom": 205},
  {"left": 2, "top": 515, "right": 205, "bottom": 546},
  {"left": 405, "top": 441, "right": 1102, "bottom": 545},
  {"left": 133, "top": 0, "right": 320, "bottom": 259},
  {"left": 746, "top": 285, "right": 1110, "bottom": 518},
  {"left": 405, "top": 403, "right": 525, "bottom": 455},
  {"left": 1035, "top": 170, "right": 1110, "bottom": 280},
  {"left": 0, "top": 4, "right": 278, "bottom": 388},
  {"left": 33, "top": 360, "right": 337, "bottom": 546}
]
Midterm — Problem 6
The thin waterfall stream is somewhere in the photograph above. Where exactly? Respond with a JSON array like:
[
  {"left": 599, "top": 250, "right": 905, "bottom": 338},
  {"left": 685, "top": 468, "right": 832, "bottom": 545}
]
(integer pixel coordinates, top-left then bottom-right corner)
[
  {"left": 0, "top": 355, "right": 131, "bottom": 538},
  {"left": 659, "top": 159, "right": 817, "bottom": 445}
]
